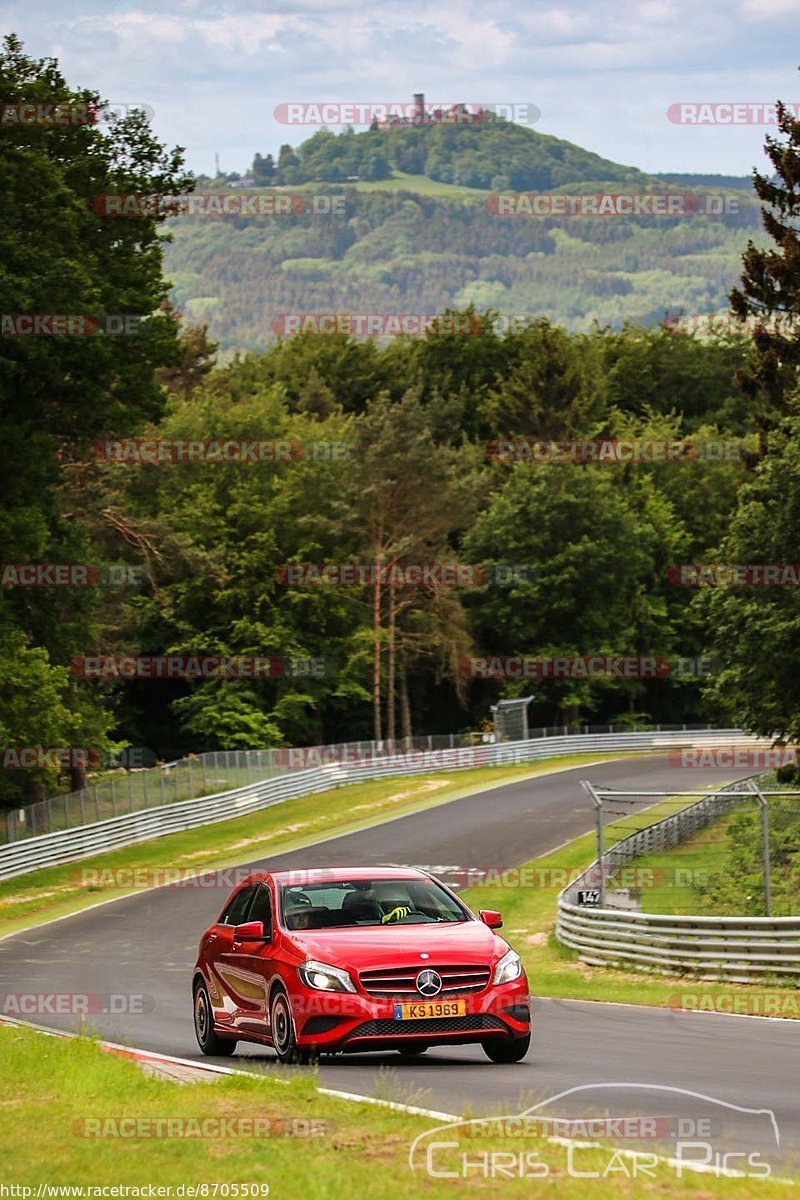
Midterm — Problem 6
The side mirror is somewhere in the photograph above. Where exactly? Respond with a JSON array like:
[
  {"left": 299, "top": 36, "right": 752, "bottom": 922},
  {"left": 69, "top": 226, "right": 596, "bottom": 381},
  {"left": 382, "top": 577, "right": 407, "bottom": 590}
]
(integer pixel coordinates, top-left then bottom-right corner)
[
  {"left": 234, "top": 920, "right": 268, "bottom": 941},
  {"left": 480, "top": 909, "right": 503, "bottom": 929}
]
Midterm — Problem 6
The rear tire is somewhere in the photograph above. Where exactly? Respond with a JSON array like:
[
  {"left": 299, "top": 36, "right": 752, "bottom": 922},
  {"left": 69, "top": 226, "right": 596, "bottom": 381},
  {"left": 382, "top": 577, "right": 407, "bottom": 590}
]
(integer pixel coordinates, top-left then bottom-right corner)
[
  {"left": 194, "top": 981, "right": 237, "bottom": 1057},
  {"left": 270, "top": 988, "right": 312, "bottom": 1065},
  {"left": 482, "top": 1033, "right": 530, "bottom": 1064},
  {"left": 397, "top": 1045, "right": 429, "bottom": 1058}
]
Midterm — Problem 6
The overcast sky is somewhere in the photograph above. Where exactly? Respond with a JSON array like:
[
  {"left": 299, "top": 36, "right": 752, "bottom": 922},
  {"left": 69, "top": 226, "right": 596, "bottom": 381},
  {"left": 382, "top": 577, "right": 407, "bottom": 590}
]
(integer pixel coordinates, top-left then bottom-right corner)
[{"left": 3, "top": 0, "right": 798, "bottom": 177}]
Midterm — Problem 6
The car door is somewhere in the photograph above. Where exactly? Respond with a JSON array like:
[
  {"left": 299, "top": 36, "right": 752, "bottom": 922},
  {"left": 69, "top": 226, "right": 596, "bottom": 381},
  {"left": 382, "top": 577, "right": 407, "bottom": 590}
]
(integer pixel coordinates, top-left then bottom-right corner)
[
  {"left": 211, "top": 884, "right": 260, "bottom": 1031},
  {"left": 233, "top": 883, "right": 278, "bottom": 1036}
]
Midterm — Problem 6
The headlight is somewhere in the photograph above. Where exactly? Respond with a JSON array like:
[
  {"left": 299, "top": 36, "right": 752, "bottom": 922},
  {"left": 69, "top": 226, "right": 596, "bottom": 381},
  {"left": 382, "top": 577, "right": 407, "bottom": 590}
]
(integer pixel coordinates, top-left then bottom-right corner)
[
  {"left": 493, "top": 948, "right": 523, "bottom": 986},
  {"left": 298, "top": 960, "right": 356, "bottom": 993}
]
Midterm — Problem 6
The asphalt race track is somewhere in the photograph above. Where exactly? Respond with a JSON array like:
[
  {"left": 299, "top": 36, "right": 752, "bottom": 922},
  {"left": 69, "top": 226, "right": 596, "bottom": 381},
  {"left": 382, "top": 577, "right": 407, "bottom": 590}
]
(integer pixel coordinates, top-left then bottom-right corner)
[{"left": 2, "top": 756, "right": 798, "bottom": 1170}]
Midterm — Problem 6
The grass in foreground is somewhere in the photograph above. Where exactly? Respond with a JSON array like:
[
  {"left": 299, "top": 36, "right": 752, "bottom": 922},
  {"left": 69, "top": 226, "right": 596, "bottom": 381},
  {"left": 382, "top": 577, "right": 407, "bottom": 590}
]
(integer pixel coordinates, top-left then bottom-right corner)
[
  {"left": 0, "top": 1025, "right": 791, "bottom": 1196},
  {"left": 0, "top": 754, "right": 629, "bottom": 937},
  {"left": 462, "top": 794, "right": 800, "bottom": 1014}
]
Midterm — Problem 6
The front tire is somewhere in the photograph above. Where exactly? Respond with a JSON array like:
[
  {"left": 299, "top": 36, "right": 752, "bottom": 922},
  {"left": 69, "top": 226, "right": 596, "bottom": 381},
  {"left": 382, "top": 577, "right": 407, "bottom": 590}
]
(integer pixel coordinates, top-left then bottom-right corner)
[
  {"left": 270, "top": 988, "right": 312, "bottom": 1064},
  {"left": 482, "top": 1033, "right": 530, "bottom": 1063},
  {"left": 194, "top": 981, "right": 237, "bottom": 1056}
]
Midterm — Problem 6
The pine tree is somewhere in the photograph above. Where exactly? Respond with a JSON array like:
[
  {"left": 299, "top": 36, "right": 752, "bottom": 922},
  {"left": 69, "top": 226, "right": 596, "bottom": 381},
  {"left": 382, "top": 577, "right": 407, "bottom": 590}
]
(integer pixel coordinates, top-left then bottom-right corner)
[{"left": 730, "top": 101, "right": 800, "bottom": 454}]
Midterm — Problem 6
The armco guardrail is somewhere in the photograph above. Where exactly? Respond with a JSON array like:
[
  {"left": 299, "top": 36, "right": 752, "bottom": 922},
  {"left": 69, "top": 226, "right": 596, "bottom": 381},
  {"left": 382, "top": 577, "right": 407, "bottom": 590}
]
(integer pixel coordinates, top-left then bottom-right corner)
[
  {"left": 557, "top": 780, "right": 800, "bottom": 980},
  {"left": 4, "top": 721, "right": 738, "bottom": 844},
  {"left": 0, "top": 727, "right": 764, "bottom": 881}
]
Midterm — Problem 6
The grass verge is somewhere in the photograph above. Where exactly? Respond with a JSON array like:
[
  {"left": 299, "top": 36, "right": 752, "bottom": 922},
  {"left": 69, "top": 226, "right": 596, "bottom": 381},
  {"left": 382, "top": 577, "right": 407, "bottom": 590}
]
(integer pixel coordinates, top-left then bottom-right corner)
[
  {"left": 622, "top": 816, "right": 735, "bottom": 914},
  {"left": 0, "top": 1025, "right": 790, "bottom": 1195},
  {"left": 462, "top": 793, "right": 800, "bottom": 1014},
  {"left": 0, "top": 754, "right": 630, "bottom": 938}
]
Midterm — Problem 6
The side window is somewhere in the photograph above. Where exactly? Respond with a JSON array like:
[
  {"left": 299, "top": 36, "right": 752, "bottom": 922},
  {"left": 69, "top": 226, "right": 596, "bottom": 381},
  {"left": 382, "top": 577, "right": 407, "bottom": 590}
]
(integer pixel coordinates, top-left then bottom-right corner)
[
  {"left": 248, "top": 884, "right": 273, "bottom": 935},
  {"left": 221, "top": 886, "right": 256, "bottom": 926}
]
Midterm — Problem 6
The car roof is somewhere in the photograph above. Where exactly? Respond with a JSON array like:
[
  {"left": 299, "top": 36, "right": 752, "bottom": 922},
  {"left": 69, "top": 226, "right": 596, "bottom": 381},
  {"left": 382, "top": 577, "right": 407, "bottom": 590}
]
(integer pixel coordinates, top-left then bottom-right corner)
[{"left": 243, "top": 866, "right": 430, "bottom": 886}]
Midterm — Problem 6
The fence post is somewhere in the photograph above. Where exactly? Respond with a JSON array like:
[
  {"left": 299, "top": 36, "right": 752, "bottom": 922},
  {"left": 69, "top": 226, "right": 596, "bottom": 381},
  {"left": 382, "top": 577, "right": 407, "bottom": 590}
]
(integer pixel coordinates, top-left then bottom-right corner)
[
  {"left": 581, "top": 780, "right": 604, "bottom": 908},
  {"left": 188, "top": 757, "right": 194, "bottom": 798},
  {"left": 750, "top": 782, "right": 772, "bottom": 917},
  {"left": 143, "top": 769, "right": 148, "bottom": 808}
]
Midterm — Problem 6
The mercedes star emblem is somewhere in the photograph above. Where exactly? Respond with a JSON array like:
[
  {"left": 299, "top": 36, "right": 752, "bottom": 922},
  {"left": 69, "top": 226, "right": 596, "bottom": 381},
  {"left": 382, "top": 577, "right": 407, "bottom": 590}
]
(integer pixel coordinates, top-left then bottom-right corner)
[{"left": 416, "top": 969, "right": 443, "bottom": 997}]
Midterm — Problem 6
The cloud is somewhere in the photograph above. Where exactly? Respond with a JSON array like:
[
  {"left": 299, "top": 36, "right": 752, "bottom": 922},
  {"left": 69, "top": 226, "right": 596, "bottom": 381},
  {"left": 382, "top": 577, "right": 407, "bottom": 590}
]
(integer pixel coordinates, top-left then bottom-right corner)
[
  {"left": 740, "top": 0, "right": 800, "bottom": 19},
  {"left": 2, "top": 0, "right": 799, "bottom": 173}
]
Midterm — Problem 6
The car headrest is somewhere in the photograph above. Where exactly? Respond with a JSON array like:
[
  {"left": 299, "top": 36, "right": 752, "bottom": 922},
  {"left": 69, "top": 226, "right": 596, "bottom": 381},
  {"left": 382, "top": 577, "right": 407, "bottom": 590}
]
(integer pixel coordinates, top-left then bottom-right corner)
[{"left": 340, "top": 891, "right": 381, "bottom": 920}]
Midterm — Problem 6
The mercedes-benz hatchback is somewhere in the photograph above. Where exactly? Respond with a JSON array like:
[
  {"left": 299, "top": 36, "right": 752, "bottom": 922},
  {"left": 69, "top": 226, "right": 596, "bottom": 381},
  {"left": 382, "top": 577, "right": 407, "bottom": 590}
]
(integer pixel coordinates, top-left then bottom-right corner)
[{"left": 192, "top": 866, "right": 531, "bottom": 1063}]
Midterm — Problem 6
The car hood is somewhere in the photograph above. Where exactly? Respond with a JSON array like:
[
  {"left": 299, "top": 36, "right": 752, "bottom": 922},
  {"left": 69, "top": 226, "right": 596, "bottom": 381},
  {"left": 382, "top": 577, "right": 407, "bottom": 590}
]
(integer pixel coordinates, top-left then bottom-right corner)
[{"left": 287, "top": 920, "right": 506, "bottom": 970}]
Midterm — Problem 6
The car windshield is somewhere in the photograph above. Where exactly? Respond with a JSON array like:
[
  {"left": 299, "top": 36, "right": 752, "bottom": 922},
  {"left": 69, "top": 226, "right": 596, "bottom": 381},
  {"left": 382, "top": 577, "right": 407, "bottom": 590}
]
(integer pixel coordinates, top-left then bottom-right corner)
[{"left": 279, "top": 877, "right": 469, "bottom": 931}]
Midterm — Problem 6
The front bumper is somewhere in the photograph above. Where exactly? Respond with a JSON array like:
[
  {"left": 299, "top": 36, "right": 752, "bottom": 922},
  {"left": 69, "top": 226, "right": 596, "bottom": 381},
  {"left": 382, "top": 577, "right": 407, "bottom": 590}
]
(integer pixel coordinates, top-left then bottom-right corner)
[{"left": 291, "top": 975, "right": 531, "bottom": 1052}]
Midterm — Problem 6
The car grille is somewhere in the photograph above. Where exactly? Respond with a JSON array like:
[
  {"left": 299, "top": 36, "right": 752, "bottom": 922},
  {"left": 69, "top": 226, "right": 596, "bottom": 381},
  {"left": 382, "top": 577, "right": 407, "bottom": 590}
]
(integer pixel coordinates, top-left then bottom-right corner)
[
  {"left": 358, "top": 964, "right": 491, "bottom": 997},
  {"left": 347, "top": 1014, "right": 507, "bottom": 1038}
]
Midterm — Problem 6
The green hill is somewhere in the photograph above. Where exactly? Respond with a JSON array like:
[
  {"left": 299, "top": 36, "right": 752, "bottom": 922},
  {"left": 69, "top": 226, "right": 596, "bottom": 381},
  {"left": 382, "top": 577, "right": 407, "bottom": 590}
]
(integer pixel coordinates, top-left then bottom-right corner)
[
  {"left": 167, "top": 122, "right": 764, "bottom": 353},
  {"left": 242, "top": 120, "right": 650, "bottom": 192}
]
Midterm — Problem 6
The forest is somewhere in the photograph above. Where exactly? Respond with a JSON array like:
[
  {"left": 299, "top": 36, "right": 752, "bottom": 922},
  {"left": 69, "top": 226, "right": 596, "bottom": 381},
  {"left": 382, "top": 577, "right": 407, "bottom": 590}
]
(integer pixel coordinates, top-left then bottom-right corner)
[{"left": 3, "top": 35, "right": 800, "bottom": 808}]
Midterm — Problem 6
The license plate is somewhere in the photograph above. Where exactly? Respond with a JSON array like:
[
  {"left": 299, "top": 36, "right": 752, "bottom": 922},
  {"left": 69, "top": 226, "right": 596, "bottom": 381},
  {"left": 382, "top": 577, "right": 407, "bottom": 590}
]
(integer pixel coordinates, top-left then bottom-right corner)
[{"left": 393, "top": 1000, "right": 467, "bottom": 1020}]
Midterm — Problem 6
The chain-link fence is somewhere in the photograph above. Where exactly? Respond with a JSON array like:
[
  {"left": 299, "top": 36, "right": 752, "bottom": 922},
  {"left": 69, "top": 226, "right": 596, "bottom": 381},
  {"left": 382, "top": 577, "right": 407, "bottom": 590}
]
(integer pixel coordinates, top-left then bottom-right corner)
[
  {"left": 579, "top": 777, "right": 800, "bottom": 918},
  {"left": 1, "top": 722, "right": 728, "bottom": 845},
  {"left": 1, "top": 734, "right": 485, "bottom": 844}
]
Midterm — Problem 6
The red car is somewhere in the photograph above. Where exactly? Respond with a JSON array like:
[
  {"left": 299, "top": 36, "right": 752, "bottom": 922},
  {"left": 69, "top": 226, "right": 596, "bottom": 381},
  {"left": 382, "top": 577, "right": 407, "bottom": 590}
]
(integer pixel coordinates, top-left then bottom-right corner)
[{"left": 192, "top": 866, "right": 531, "bottom": 1063}]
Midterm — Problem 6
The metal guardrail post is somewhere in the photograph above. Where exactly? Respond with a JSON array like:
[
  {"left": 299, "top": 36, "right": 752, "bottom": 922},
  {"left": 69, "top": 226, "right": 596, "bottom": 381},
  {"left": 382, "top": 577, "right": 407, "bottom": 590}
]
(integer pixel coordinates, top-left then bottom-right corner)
[
  {"left": 749, "top": 780, "right": 772, "bottom": 917},
  {"left": 581, "top": 780, "right": 604, "bottom": 907}
]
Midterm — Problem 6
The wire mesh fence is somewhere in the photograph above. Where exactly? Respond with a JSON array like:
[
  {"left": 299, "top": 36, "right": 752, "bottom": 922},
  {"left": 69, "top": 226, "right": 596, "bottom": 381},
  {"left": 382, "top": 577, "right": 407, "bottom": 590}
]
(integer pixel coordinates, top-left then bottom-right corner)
[
  {"left": 580, "top": 778, "right": 800, "bottom": 918},
  {"left": 1, "top": 722, "right": 721, "bottom": 845}
]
